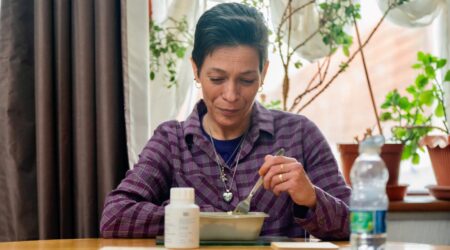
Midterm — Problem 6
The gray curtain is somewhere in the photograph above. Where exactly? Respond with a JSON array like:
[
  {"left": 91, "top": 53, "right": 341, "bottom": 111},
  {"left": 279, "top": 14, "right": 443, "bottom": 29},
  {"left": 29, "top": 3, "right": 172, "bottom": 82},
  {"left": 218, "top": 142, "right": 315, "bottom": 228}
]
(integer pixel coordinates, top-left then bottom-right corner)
[{"left": 0, "top": 0, "right": 129, "bottom": 241}]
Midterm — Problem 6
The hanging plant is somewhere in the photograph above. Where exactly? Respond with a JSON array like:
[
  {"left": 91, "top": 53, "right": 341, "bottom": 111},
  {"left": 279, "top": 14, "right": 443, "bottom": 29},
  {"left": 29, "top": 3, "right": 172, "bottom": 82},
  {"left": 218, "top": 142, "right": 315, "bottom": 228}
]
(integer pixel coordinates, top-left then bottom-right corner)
[{"left": 150, "top": 17, "right": 192, "bottom": 88}]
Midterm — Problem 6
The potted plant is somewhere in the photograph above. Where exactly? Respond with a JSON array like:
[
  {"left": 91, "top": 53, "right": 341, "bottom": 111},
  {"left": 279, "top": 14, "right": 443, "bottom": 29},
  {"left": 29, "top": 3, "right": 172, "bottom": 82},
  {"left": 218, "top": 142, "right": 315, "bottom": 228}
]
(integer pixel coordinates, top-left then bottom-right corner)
[
  {"left": 338, "top": 132, "right": 404, "bottom": 189},
  {"left": 380, "top": 51, "right": 450, "bottom": 199}
]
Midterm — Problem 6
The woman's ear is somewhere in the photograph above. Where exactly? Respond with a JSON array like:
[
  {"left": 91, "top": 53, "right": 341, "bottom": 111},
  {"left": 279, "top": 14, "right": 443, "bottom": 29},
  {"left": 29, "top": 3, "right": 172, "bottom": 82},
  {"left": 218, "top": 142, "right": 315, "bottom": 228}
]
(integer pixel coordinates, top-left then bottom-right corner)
[{"left": 190, "top": 58, "right": 199, "bottom": 81}]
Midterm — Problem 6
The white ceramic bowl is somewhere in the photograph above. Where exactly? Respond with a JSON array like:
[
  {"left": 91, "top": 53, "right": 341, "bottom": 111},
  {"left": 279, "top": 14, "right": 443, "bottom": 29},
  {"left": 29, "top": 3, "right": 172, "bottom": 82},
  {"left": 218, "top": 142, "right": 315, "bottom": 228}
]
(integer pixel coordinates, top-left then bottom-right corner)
[{"left": 199, "top": 212, "right": 269, "bottom": 241}]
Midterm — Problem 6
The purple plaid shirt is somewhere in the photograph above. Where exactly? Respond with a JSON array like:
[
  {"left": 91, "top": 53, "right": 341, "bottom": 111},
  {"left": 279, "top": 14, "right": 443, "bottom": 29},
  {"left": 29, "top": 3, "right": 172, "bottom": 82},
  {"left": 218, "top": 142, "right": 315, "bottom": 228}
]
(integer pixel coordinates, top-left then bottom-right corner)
[{"left": 100, "top": 100, "right": 351, "bottom": 239}]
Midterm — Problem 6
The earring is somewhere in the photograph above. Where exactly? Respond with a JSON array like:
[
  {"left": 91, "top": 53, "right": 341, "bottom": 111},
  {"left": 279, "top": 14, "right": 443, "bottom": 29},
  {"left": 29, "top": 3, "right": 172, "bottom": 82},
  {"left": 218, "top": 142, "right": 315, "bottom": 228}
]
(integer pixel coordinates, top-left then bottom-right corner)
[
  {"left": 258, "top": 84, "right": 263, "bottom": 93},
  {"left": 194, "top": 79, "right": 201, "bottom": 89}
]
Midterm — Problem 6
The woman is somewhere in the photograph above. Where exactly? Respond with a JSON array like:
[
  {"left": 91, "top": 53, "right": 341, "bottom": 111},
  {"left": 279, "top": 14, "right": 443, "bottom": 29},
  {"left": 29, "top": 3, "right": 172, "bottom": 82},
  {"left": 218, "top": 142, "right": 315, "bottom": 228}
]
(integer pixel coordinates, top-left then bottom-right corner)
[{"left": 101, "top": 2, "right": 350, "bottom": 240}]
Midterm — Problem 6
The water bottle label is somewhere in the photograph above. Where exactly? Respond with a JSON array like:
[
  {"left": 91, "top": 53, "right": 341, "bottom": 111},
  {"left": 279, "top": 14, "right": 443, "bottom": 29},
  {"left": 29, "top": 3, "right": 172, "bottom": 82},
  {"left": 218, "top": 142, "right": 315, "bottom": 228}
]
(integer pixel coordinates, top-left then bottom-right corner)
[{"left": 351, "top": 210, "right": 386, "bottom": 234}]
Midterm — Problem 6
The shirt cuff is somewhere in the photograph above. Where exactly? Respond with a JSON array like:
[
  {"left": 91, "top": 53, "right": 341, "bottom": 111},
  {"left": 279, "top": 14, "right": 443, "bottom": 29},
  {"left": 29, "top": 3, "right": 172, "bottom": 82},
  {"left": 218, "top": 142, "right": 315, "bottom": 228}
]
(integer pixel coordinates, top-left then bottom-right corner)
[
  {"left": 293, "top": 204, "right": 310, "bottom": 218},
  {"left": 292, "top": 186, "right": 350, "bottom": 240},
  {"left": 292, "top": 186, "right": 328, "bottom": 231}
]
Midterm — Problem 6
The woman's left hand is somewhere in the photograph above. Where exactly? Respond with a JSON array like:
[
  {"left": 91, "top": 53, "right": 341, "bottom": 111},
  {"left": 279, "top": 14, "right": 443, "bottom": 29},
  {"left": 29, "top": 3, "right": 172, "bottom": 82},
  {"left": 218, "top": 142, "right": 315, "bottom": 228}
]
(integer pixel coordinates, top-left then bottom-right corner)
[{"left": 258, "top": 154, "right": 317, "bottom": 208}]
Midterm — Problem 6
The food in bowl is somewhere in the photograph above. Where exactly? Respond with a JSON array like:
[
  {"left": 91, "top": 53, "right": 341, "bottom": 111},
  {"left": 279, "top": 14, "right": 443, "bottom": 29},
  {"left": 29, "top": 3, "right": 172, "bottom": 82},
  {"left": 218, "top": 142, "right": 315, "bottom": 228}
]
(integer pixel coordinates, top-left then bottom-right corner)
[{"left": 199, "top": 212, "right": 268, "bottom": 241}]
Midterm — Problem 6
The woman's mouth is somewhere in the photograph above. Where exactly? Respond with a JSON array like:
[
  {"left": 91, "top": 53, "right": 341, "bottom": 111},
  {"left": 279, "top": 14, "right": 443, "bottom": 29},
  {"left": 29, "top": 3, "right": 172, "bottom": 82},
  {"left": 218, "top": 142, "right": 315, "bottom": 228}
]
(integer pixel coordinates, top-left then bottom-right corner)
[{"left": 218, "top": 107, "right": 240, "bottom": 116}]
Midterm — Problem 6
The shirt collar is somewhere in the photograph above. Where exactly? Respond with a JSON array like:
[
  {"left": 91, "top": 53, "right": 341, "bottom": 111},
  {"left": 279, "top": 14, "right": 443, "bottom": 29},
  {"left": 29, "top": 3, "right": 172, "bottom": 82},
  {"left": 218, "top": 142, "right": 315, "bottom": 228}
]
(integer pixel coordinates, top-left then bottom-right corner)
[{"left": 183, "top": 99, "right": 275, "bottom": 139}]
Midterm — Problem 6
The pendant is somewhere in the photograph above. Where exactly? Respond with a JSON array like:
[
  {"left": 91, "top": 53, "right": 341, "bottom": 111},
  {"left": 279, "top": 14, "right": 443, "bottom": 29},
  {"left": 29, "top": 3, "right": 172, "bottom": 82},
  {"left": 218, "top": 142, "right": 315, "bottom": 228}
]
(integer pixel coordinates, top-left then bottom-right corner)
[
  {"left": 223, "top": 190, "right": 233, "bottom": 203},
  {"left": 220, "top": 172, "right": 228, "bottom": 183}
]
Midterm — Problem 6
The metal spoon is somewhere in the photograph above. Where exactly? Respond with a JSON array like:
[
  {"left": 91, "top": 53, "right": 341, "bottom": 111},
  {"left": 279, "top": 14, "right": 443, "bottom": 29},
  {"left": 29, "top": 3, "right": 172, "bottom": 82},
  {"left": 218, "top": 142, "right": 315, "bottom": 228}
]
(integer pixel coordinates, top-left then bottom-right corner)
[{"left": 233, "top": 148, "right": 285, "bottom": 214}]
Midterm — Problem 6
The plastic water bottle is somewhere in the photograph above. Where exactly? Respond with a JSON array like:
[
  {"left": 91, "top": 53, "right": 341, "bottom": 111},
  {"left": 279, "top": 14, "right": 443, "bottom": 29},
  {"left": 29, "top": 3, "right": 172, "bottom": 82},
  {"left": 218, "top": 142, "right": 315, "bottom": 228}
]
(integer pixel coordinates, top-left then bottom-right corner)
[
  {"left": 350, "top": 136, "right": 389, "bottom": 250},
  {"left": 164, "top": 187, "right": 199, "bottom": 249}
]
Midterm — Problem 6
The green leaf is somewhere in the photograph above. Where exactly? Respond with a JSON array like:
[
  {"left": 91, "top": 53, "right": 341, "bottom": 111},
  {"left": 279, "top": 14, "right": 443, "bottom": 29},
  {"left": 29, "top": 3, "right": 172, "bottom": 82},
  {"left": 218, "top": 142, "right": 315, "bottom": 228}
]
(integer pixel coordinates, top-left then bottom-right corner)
[
  {"left": 385, "top": 90, "right": 395, "bottom": 101},
  {"left": 419, "top": 90, "right": 434, "bottom": 106},
  {"left": 176, "top": 47, "right": 186, "bottom": 58},
  {"left": 415, "top": 113, "right": 431, "bottom": 124},
  {"left": 406, "top": 85, "right": 417, "bottom": 95},
  {"left": 345, "top": 6, "right": 353, "bottom": 16},
  {"left": 398, "top": 97, "right": 410, "bottom": 110},
  {"left": 319, "top": 3, "right": 327, "bottom": 10},
  {"left": 380, "top": 102, "right": 391, "bottom": 109},
  {"left": 380, "top": 112, "right": 392, "bottom": 121},
  {"left": 430, "top": 54, "right": 438, "bottom": 63},
  {"left": 445, "top": 71, "right": 450, "bottom": 82},
  {"left": 412, "top": 152, "right": 420, "bottom": 164},
  {"left": 332, "top": 2, "right": 341, "bottom": 9},
  {"left": 436, "top": 59, "right": 447, "bottom": 69},
  {"left": 415, "top": 74, "right": 428, "bottom": 88},
  {"left": 401, "top": 144, "right": 412, "bottom": 160},
  {"left": 343, "top": 36, "right": 352, "bottom": 46},
  {"left": 417, "top": 51, "right": 426, "bottom": 62},
  {"left": 339, "top": 62, "right": 349, "bottom": 70},
  {"left": 343, "top": 46, "right": 350, "bottom": 57},
  {"left": 393, "top": 127, "right": 407, "bottom": 141},
  {"left": 423, "top": 53, "right": 431, "bottom": 65},
  {"left": 294, "top": 61, "right": 303, "bottom": 69},
  {"left": 412, "top": 63, "right": 422, "bottom": 69},
  {"left": 425, "top": 65, "right": 435, "bottom": 78},
  {"left": 435, "top": 102, "right": 445, "bottom": 117},
  {"left": 150, "top": 71, "right": 155, "bottom": 80},
  {"left": 391, "top": 90, "right": 400, "bottom": 105}
]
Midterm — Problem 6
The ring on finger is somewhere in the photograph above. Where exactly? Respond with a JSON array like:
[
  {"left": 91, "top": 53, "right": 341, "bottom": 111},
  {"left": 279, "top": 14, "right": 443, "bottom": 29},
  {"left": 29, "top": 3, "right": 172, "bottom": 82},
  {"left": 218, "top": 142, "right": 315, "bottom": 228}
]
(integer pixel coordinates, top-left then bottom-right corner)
[{"left": 278, "top": 173, "right": 284, "bottom": 182}]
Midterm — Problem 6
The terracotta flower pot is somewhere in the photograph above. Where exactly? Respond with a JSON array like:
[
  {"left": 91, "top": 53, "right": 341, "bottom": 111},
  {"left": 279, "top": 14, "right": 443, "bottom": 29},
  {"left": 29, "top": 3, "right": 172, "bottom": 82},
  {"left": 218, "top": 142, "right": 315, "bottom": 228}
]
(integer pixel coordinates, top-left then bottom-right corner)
[
  {"left": 420, "top": 135, "right": 450, "bottom": 186},
  {"left": 338, "top": 143, "right": 404, "bottom": 186},
  {"left": 386, "top": 184, "right": 409, "bottom": 201}
]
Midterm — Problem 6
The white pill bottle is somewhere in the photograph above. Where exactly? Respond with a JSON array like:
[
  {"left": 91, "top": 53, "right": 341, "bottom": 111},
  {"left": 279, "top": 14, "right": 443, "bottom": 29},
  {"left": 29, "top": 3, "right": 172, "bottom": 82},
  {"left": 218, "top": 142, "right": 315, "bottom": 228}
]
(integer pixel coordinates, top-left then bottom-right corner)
[{"left": 164, "top": 187, "right": 199, "bottom": 249}]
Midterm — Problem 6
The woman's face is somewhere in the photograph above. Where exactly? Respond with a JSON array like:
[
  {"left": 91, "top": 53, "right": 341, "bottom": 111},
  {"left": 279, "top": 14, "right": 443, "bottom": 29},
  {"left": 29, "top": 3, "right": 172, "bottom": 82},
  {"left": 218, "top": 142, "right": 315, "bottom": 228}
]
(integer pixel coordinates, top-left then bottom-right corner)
[{"left": 192, "top": 46, "right": 268, "bottom": 131}]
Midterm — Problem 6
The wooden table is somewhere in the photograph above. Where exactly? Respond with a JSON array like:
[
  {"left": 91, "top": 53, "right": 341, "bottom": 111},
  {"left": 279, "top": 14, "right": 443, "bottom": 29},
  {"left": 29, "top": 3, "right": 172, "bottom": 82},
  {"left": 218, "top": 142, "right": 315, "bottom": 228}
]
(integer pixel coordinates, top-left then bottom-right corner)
[{"left": 0, "top": 239, "right": 449, "bottom": 249}]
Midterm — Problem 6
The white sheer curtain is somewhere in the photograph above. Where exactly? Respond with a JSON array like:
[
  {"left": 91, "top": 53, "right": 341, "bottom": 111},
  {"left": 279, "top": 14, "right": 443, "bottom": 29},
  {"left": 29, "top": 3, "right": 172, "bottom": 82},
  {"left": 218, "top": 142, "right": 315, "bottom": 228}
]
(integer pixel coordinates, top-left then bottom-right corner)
[
  {"left": 123, "top": 0, "right": 205, "bottom": 168},
  {"left": 122, "top": 0, "right": 151, "bottom": 168},
  {"left": 438, "top": 1, "right": 450, "bottom": 125}
]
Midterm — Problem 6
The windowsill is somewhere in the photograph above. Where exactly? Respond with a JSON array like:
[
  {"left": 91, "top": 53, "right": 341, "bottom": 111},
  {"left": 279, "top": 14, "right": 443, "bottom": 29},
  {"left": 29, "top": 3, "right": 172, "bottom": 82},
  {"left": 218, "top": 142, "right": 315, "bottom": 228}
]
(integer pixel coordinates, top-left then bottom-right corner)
[{"left": 389, "top": 195, "right": 450, "bottom": 212}]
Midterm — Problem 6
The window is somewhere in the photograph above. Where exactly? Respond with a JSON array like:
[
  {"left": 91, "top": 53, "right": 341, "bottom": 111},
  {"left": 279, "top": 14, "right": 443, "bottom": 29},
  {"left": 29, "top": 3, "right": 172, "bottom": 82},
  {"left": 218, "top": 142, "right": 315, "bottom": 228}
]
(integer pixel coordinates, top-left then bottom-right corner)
[
  {"left": 176, "top": 0, "right": 442, "bottom": 192},
  {"left": 261, "top": 1, "right": 438, "bottom": 192}
]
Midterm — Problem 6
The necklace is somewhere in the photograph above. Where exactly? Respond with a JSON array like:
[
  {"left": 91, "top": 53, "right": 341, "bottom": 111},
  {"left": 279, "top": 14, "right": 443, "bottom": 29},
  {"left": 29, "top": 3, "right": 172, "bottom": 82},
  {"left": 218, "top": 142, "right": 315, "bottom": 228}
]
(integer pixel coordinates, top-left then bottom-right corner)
[{"left": 207, "top": 126, "right": 248, "bottom": 203}]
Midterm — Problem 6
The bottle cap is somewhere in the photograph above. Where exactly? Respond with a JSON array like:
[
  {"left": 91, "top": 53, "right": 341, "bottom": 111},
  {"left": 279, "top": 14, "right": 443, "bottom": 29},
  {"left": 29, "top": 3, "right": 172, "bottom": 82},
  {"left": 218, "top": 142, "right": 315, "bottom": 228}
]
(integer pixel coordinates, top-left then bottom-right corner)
[
  {"left": 359, "top": 135, "right": 385, "bottom": 154},
  {"left": 170, "top": 187, "right": 195, "bottom": 204}
]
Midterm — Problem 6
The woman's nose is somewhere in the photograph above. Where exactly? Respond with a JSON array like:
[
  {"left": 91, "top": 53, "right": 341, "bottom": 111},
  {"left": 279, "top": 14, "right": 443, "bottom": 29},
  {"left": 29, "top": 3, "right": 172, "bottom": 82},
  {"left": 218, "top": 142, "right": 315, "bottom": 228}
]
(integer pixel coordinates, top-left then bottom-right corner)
[{"left": 222, "top": 81, "right": 239, "bottom": 102}]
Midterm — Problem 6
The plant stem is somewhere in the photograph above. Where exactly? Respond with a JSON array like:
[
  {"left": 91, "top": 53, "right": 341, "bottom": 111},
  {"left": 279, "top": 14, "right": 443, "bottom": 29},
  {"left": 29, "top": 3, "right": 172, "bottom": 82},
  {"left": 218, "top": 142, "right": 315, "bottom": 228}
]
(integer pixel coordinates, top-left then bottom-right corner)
[
  {"left": 434, "top": 77, "right": 450, "bottom": 133},
  {"left": 296, "top": 3, "right": 393, "bottom": 113},
  {"left": 278, "top": 0, "right": 315, "bottom": 30},
  {"left": 289, "top": 56, "right": 331, "bottom": 112},
  {"left": 288, "top": 30, "right": 320, "bottom": 59},
  {"left": 353, "top": 16, "right": 383, "bottom": 136},
  {"left": 283, "top": 1, "right": 294, "bottom": 111},
  {"left": 276, "top": 0, "right": 315, "bottom": 110}
]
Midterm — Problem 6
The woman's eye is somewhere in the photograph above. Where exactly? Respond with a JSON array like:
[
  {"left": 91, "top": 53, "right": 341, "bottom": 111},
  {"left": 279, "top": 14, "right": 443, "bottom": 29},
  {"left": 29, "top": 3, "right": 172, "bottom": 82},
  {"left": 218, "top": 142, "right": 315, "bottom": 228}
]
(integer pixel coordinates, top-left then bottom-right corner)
[
  {"left": 241, "top": 79, "right": 256, "bottom": 85},
  {"left": 210, "top": 78, "right": 224, "bottom": 83}
]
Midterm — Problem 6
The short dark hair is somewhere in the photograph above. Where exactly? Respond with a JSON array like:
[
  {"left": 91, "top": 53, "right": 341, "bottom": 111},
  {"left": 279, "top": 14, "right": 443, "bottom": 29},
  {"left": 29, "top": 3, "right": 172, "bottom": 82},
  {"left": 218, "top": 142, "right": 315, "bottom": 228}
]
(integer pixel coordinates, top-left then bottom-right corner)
[{"left": 192, "top": 2, "right": 269, "bottom": 75}]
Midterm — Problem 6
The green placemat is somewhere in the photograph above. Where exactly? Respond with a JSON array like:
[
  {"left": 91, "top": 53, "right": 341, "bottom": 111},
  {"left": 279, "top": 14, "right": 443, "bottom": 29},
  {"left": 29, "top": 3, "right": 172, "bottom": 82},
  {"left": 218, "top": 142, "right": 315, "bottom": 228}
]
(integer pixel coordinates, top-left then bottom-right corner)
[{"left": 156, "top": 235, "right": 292, "bottom": 246}]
